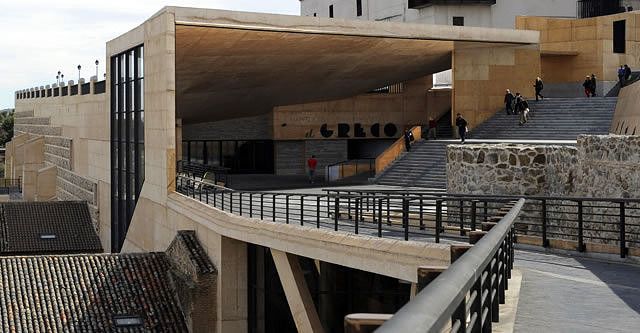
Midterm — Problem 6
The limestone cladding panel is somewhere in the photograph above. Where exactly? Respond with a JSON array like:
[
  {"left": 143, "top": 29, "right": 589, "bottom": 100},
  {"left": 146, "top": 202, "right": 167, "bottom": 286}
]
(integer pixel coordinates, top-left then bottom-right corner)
[
  {"left": 275, "top": 141, "right": 305, "bottom": 176},
  {"left": 611, "top": 80, "right": 640, "bottom": 135},
  {"left": 517, "top": 12, "right": 640, "bottom": 83},
  {"left": 182, "top": 113, "right": 273, "bottom": 141},
  {"left": 453, "top": 43, "right": 541, "bottom": 130}
]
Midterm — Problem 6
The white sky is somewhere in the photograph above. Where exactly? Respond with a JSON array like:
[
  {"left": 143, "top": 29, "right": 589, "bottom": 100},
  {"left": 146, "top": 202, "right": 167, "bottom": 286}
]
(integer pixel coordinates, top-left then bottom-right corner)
[{"left": 0, "top": 0, "right": 299, "bottom": 109}]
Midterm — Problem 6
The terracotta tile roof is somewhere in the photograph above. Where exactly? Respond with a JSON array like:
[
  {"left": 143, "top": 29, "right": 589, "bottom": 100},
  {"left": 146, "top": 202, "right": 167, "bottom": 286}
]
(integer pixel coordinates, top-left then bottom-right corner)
[
  {"left": 0, "top": 253, "right": 188, "bottom": 332},
  {"left": 174, "top": 230, "right": 217, "bottom": 274},
  {"left": 0, "top": 201, "right": 103, "bottom": 255}
]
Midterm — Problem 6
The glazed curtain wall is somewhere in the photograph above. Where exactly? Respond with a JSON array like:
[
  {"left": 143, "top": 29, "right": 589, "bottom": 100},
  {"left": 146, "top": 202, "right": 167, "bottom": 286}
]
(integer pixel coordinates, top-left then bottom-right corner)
[{"left": 110, "top": 45, "right": 145, "bottom": 252}]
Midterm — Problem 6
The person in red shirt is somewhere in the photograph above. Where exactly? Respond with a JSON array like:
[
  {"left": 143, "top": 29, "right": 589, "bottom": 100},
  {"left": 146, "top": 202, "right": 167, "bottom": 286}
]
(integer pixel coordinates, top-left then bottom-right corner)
[{"left": 307, "top": 155, "right": 318, "bottom": 184}]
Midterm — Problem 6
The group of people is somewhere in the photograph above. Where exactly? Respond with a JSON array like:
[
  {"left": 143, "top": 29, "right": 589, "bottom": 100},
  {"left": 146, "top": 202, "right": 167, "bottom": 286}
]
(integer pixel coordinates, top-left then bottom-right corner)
[
  {"left": 618, "top": 64, "right": 633, "bottom": 87},
  {"left": 582, "top": 74, "right": 598, "bottom": 97},
  {"left": 504, "top": 89, "right": 531, "bottom": 126}
]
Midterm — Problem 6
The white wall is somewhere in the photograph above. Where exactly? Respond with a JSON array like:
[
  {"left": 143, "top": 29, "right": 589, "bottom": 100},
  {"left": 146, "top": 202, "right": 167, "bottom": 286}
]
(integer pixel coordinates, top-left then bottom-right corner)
[{"left": 490, "top": 0, "right": 576, "bottom": 28}]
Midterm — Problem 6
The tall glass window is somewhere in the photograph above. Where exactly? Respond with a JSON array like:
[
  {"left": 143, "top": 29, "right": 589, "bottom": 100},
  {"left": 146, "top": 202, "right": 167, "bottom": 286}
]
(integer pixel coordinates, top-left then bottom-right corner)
[{"left": 111, "top": 45, "right": 144, "bottom": 252}]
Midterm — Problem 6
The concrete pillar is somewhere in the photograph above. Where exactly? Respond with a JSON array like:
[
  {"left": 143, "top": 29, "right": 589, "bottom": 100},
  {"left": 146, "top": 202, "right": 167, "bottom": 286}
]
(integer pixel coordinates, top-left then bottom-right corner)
[
  {"left": 11, "top": 133, "right": 31, "bottom": 180},
  {"left": 78, "top": 78, "right": 85, "bottom": 95},
  {"left": 90, "top": 75, "right": 97, "bottom": 94},
  {"left": 220, "top": 236, "right": 248, "bottom": 333},
  {"left": 271, "top": 249, "right": 325, "bottom": 333}
]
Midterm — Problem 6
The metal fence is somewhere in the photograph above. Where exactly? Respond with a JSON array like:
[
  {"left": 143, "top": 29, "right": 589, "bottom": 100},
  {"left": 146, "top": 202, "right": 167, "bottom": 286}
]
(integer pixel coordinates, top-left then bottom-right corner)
[
  {"left": 377, "top": 199, "right": 523, "bottom": 333},
  {"left": 175, "top": 175, "right": 519, "bottom": 243},
  {"left": 325, "top": 189, "right": 639, "bottom": 258},
  {"left": 0, "top": 178, "right": 21, "bottom": 195}
]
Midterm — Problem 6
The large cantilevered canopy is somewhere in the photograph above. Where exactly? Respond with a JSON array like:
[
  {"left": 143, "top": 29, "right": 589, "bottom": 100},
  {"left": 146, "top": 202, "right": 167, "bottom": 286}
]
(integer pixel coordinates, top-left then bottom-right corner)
[{"left": 172, "top": 7, "right": 538, "bottom": 123}]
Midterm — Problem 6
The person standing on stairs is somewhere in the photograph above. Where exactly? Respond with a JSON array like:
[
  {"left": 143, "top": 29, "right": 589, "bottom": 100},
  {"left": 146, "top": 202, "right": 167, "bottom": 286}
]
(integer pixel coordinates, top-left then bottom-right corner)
[
  {"left": 518, "top": 96, "right": 530, "bottom": 126},
  {"left": 618, "top": 65, "right": 626, "bottom": 87},
  {"left": 534, "top": 77, "right": 544, "bottom": 101},
  {"left": 590, "top": 74, "right": 597, "bottom": 97},
  {"left": 455, "top": 113, "right": 468, "bottom": 144},
  {"left": 504, "top": 89, "right": 515, "bottom": 115},
  {"left": 624, "top": 65, "right": 632, "bottom": 84},
  {"left": 404, "top": 129, "right": 415, "bottom": 151},
  {"left": 583, "top": 76, "right": 593, "bottom": 97},
  {"left": 427, "top": 117, "right": 437, "bottom": 140}
]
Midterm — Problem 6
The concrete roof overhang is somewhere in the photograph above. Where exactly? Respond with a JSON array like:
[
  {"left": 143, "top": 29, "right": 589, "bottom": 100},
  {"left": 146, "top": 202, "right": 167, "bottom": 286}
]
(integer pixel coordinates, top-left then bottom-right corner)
[{"left": 172, "top": 8, "right": 539, "bottom": 123}]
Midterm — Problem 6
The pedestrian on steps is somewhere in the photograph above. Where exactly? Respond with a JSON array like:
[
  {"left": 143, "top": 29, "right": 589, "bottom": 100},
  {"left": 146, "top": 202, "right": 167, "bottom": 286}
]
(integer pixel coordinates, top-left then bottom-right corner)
[
  {"left": 618, "top": 65, "right": 626, "bottom": 86},
  {"left": 590, "top": 74, "right": 597, "bottom": 97},
  {"left": 504, "top": 89, "right": 515, "bottom": 115},
  {"left": 534, "top": 77, "right": 544, "bottom": 101},
  {"left": 427, "top": 117, "right": 437, "bottom": 139},
  {"left": 514, "top": 93, "right": 523, "bottom": 114},
  {"left": 404, "top": 129, "right": 415, "bottom": 151},
  {"left": 518, "top": 96, "right": 530, "bottom": 126},
  {"left": 624, "top": 64, "right": 632, "bottom": 83},
  {"left": 455, "top": 113, "right": 468, "bottom": 144},
  {"left": 583, "top": 76, "right": 593, "bottom": 97}
]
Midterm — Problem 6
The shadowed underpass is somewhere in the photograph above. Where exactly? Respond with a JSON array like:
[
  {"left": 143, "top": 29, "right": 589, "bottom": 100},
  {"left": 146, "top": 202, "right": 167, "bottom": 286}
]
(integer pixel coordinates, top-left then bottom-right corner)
[{"left": 514, "top": 250, "right": 640, "bottom": 332}]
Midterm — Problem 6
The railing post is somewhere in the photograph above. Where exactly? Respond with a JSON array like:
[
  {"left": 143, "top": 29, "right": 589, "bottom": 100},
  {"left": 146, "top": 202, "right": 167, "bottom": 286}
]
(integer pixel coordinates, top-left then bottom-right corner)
[
  {"left": 620, "top": 202, "right": 628, "bottom": 258},
  {"left": 436, "top": 200, "right": 442, "bottom": 243},
  {"left": 221, "top": 191, "right": 225, "bottom": 211},
  {"left": 484, "top": 201, "right": 488, "bottom": 222},
  {"left": 386, "top": 195, "right": 391, "bottom": 226},
  {"left": 205, "top": 188, "right": 209, "bottom": 205},
  {"left": 498, "top": 242, "right": 506, "bottom": 304},
  {"left": 249, "top": 193, "right": 253, "bottom": 218},
  {"left": 403, "top": 198, "right": 409, "bottom": 241},
  {"left": 348, "top": 194, "right": 352, "bottom": 220},
  {"left": 542, "top": 199, "right": 549, "bottom": 247},
  {"left": 285, "top": 195, "right": 290, "bottom": 224},
  {"left": 459, "top": 200, "right": 465, "bottom": 236},
  {"left": 471, "top": 200, "right": 477, "bottom": 231},
  {"left": 419, "top": 196, "right": 425, "bottom": 230},
  {"left": 300, "top": 196, "right": 304, "bottom": 226},
  {"left": 260, "top": 194, "right": 264, "bottom": 220},
  {"left": 378, "top": 199, "right": 383, "bottom": 238},
  {"left": 239, "top": 192, "right": 243, "bottom": 216},
  {"left": 470, "top": 278, "right": 482, "bottom": 333},
  {"left": 272, "top": 194, "right": 277, "bottom": 222},
  {"left": 317, "top": 196, "right": 321, "bottom": 229},
  {"left": 213, "top": 188, "right": 217, "bottom": 207},
  {"left": 577, "top": 201, "right": 585, "bottom": 252},
  {"left": 334, "top": 195, "right": 340, "bottom": 231},
  {"left": 355, "top": 198, "right": 360, "bottom": 235},
  {"left": 230, "top": 192, "right": 234, "bottom": 214},
  {"left": 491, "top": 251, "right": 500, "bottom": 323}
]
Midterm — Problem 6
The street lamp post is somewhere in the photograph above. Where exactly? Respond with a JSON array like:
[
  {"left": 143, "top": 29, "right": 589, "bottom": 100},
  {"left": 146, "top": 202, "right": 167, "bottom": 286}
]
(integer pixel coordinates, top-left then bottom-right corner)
[
  {"left": 57, "top": 71, "right": 61, "bottom": 84},
  {"left": 61, "top": 74, "right": 64, "bottom": 84},
  {"left": 95, "top": 60, "right": 99, "bottom": 78},
  {"left": 78, "top": 65, "right": 82, "bottom": 82}
]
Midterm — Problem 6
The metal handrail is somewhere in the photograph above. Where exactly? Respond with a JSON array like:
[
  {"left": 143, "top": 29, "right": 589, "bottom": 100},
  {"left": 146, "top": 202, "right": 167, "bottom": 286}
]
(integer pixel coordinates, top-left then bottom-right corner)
[
  {"left": 377, "top": 199, "right": 524, "bottom": 333},
  {"left": 326, "top": 158, "right": 376, "bottom": 182}
]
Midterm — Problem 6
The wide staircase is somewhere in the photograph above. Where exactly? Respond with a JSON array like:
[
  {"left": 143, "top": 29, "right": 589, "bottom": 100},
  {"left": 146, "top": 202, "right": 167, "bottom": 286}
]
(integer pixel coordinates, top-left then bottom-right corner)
[
  {"left": 376, "top": 140, "right": 448, "bottom": 189},
  {"left": 470, "top": 97, "right": 617, "bottom": 140},
  {"left": 376, "top": 97, "right": 617, "bottom": 189}
]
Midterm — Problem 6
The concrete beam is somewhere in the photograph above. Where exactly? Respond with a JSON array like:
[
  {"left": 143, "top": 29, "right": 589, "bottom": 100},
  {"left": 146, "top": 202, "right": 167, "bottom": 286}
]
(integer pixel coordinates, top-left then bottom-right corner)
[{"left": 271, "top": 249, "right": 325, "bottom": 333}]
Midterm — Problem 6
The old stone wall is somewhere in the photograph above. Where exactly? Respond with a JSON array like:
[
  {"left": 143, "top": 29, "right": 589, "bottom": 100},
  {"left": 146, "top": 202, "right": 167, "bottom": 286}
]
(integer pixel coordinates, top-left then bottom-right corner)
[{"left": 447, "top": 135, "right": 640, "bottom": 248}]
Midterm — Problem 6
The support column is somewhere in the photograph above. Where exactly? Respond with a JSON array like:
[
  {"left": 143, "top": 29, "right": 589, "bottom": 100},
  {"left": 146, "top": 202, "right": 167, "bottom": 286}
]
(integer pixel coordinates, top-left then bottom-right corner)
[
  {"left": 271, "top": 249, "right": 325, "bottom": 333},
  {"left": 20, "top": 136, "right": 45, "bottom": 201}
]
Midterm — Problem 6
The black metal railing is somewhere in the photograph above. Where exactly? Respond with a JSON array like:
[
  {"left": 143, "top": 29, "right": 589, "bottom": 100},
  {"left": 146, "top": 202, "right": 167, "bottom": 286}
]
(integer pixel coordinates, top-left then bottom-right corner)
[
  {"left": 409, "top": 0, "right": 496, "bottom": 9},
  {"left": 177, "top": 161, "right": 230, "bottom": 186},
  {"left": 0, "top": 178, "right": 22, "bottom": 195},
  {"left": 176, "top": 175, "right": 521, "bottom": 243},
  {"left": 325, "top": 189, "right": 640, "bottom": 258},
  {"left": 377, "top": 199, "right": 523, "bottom": 333},
  {"left": 577, "top": 0, "right": 623, "bottom": 18},
  {"left": 326, "top": 159, "right": 375, "bottom": 182}
]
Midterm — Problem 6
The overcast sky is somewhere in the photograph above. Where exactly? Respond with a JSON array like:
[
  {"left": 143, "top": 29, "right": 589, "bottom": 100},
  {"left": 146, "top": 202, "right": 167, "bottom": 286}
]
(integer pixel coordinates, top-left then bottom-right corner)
[{"left": 0, "top": 0, "right": 299, "bottom": 109}]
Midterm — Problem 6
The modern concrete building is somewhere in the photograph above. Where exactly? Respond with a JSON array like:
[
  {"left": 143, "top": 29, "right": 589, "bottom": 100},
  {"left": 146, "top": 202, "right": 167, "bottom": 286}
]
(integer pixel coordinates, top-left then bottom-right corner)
[
  {"left": 301, "top": 0, "right": 640, "bottom": 27},
  {"left": 7, "top": 5, "right": 640, "bottom": 333}
]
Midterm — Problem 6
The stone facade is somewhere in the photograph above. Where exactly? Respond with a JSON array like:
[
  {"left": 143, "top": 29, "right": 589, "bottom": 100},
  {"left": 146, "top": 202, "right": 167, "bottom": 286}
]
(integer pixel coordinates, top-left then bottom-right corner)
[{"left": 182, "top": 113, "right": 273, "bottom": 141}]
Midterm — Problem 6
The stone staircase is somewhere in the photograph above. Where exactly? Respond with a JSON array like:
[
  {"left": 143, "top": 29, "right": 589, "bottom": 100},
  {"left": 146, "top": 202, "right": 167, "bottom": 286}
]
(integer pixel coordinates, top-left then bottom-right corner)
[
  {"left": 470, "top": 97, "right": 617, "bottom": 140},
  {"left": 376, "top": 97, "right": 617, "bottom": 189},
  {"left": 376, "top": 140, "right": 447, "bottom": 189}
]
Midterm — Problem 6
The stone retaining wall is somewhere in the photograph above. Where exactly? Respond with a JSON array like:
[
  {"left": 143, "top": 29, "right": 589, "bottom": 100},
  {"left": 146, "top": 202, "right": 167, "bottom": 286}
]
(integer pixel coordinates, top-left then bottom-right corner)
[{"left": 447, "top": 135, "right": 640, "bottom": 248}]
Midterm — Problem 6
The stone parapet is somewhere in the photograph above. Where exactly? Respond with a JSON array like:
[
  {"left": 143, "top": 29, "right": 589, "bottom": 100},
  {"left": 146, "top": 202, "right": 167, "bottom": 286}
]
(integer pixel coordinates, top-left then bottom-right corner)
[
  {"left": 45, "top": 153, "right": 71, "bottom": 170},
  {"left": 14, "top": 124, "right": 63, "bottom": 136},
  {"left": 44, "top": 144, "right": 71, "bottom": 160},
  {"left": 15, "top": 117, "right": 50, "bottom": 125}
]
